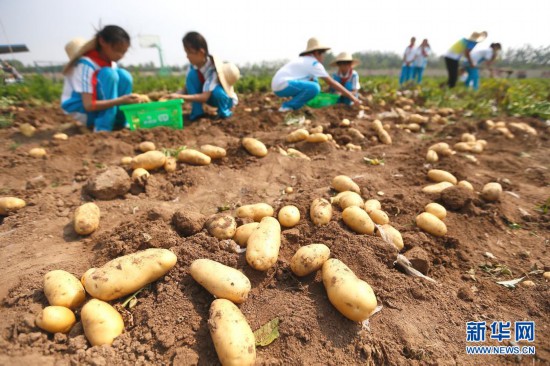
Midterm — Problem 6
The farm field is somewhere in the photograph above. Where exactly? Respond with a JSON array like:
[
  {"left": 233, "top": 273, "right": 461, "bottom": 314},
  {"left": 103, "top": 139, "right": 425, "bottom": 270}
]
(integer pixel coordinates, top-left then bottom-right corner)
[{"left": 0, "top": 78, "right": 549, "bottom": 365}]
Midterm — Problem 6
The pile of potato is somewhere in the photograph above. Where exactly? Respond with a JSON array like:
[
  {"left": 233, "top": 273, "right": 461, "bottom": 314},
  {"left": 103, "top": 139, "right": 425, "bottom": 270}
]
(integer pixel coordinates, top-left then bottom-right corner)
[
  {"left": 416, "top": 202, "right": 448, "bottom": 237},
  {"left": 485, "top": 120, "right": 537, "bottom": 139},
  {"left": 422, "top": 169, "right": 474, "bottom": 194}
]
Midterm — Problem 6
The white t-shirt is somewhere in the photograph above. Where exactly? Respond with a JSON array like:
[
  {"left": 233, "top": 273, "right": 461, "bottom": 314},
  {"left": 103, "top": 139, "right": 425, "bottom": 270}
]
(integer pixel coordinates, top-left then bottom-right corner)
[
  {"left": 470, "top": 48, "right": 494, "bottom": 67},
  {"left": 403, "top": 46, "right": 416, "bottom": 65},
  {"left": 61, "top": 57, "right": 104, "bottom": 104},
  {"left": 191, "top": 56, "right": 238, "bottom": 104},
  {"left": 271, "top": 56, "right": 329, "bottom": 92},
  {"left": 412, "top": 46, "right": 431, "bottom": 68}
]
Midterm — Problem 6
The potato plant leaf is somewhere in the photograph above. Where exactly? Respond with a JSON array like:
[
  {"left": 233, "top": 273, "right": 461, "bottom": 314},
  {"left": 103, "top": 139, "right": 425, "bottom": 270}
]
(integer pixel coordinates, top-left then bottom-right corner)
[{"left": 254, "top": 317, "right": 280, "bottom": 347}]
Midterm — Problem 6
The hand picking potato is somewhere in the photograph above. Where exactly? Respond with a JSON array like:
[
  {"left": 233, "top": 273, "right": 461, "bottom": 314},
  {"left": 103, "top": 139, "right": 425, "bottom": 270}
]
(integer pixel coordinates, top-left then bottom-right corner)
[
  {"left": 81, "top": 299, "right": 124, "bottom": 346},
  {"left": 44, "top": 270, "right": 86, "bottom": 309},
  {"left": 164, "top": 156, "right": 177, "bottom": 172},
  {"left": 190, "top": 259, "right": 251, "bottom": 303},
  {"left": 425, "top": 202, "right": 446, "bottom": 220},
  {"left": 177, "top": 149, "right": 212, "bottom": 165},
  {"left": 139, "top": 141, "right": 156, "bottom": 152},
  {"left": 306, "top": 133, "right": 329, "bottom": 143},
  {"left": 209, "top": 299, "right": 256, "bottom": 366},
  {"left": 233, "top": 222, "right": 260, "bottom": 247},
  {"left": 82, "top": 248, "right": 177, "bottom": 301},
  {"left": 73, "top": 202, "right": 100, "bottom": 235},
  {"left": 422, "top": 182, "right": 454, "bottom": 194},
  {"left": 35, "top": 306, "right": 76, "bottom": 334},
  {"left": 236, "top": 203, "right": 274, "bottom": 222},
  {"left": 338, "top": 191, "right": 364, "bottom": 210},
  {"left": 364, "top": 199, "right": 381, "bottom": 213},
  {"left": 481, "top": 182, "right": 502, "bottom": 202},
  {"left": 331, "top": 175, "right": 360, "bottom": 193},
  {"left": 29, "top": 147, "right": 47, "bottom": 158},
  {"left": 322, "top": 259, "right": 377, "bottom": 322},
  {"left": 132, "top": 168, "right": 150, "bottom": 181},
  {"left": 242, "top": 137, "right": 267, "bottom": 157},
  {"left": 200, "top": 144, "right": 227, "bottom": 159},
  {"left": 342, "top": 206, "right": 375, "bottom": 234},
  {"left": 458, "top": 180, "right": 474, "bottom": 191},
  {"left": 277, "top": 205, "right": 300, "bottom": 227},
  {"left": 416, "top": 212, "right": 447, "bottom": 237},
  {"left": 246, "top": 217, "right": 281, "bottom": 271},
  {"left": 376, "top": 224, "right": 404, "bottom": 250},
  {"left": 0, "top": 197, "right": 26, "bottom": 215},
  {"left": 290, "top": 244, "right": 330, "bottom": 276},
  {"left": 427, "top": 169, "right": 457, "bottom": 185},
  {"left": 368, "top": 209, "right": 389, "bottom": 225},
  {"left": 310, "top": 198, "right": 333, "bottom": 225},
  {"left": 286, "top": 128, "right": 309, "bottom": 142},
  {"left": 206, "top": 214, "right": 237, "bottom": 239},
  {"left": 131, "top": 150, "right": 166, "bottom": 170}
]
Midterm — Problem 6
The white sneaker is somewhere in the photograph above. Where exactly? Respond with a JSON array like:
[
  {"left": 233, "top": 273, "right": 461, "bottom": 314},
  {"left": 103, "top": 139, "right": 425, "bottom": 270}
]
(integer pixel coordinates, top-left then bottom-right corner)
[{"left": 278, "top": 106, "right": 293, "bottom": 113}]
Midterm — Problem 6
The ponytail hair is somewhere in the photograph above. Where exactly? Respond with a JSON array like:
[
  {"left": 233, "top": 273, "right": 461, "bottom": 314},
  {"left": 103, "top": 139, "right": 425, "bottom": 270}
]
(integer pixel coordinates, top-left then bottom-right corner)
[
  {"left": 95, "top": 25, "right": 130, "bottom": 50},
  {"left": 182, "top": 31, "right": 209, "bottom": 55}
]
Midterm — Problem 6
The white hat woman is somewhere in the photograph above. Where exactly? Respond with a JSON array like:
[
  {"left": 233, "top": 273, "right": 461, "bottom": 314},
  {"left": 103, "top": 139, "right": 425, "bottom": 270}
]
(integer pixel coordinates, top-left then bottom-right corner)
[
  {"left": 329, "top": 52, "right": 361, "bottom": 105},
  {"left": 443, "top": 31, "right": 488, "bottom": 88}
]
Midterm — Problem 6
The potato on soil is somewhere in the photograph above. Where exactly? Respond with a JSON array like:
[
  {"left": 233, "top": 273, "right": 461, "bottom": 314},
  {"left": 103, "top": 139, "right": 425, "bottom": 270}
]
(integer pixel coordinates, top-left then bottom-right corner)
[
  {"left": 286, "top": 128, "right": 309, "bottom": 142},
  {"left": 245, "top": 217, "right": 281, "bottom": 271},
  {"left": 338, "top": 191, "right": 364, "bottom": 210},
  {"left": 164, "top": 156, "right": 177, "bottom": 172},
  {"left": 233, "top": 222, "right": 260, "bottom": 247},
  {"left": 426, "top": 150, "right": 439, "bottom": 163},
  {"left": 132, "top": 168, "right": 150, "bottom": 181},
  {"left": 236, "top": 203, "right": 274, "bottom": 222},
  {"left": 139, "top": 141, "right": 156, "bottom": 152},
  {"left": 120, "top": 156, "right": 133, "bottom": 165},
  {"left": 35, "top": 306, "right": 76, "bottom": 334},
  {"left": 200, "top": 144, "right": 227, "bottom": 159},
  {"left": 242, "top": 137, "right": 267, "bottom": 157},
  {"left": 422, "top": 182, "right": 454, "bottom": 194},
  {"left": 29, "top": 147, "right": 47, "bottom": 158},
  {"left": 376, "top": 224, "right": 404, "bottom": 250},
  {"left": 458, "top": 180, "right": 474, "bottom": 191},
  {"left": 427, "top": 169, "right": 457, "bottom": 185},
  {"left": 306, "top": 133, "right": 329, "bottom": 143},
  {"left": 81, "top": 299, "right": 124, "bottom": 346},
  {"left": 53, "top": 133, "right": 69, "bottom": 141},
  {"left": 0, "top": 197, "right": 26, "bottom": 215},
  {"left": 19, "top": 123, "right": 36, "bottom": 137},
  {"left": 277, "top": 205, "right": 300, "bottom": 227},
  {"left": 44, "top": 270, "right": 86, "bottom": 309},
  {"left": 190, "top": 259, "right": 251, "bottom": 304},
  {"left": 331, "top": 175, "right": 360, "bottom": 193},
  {"left": 290, "top": 244, "right": 330, "bottom": 276},
  {"left": 416, "top": 212, "right": 447, "bottom": 237},
  {"left": 206, "top": 214, "right": 237, "bottom": 239},
  {"left": 131, "top": 150, "right": 166, "bottom": 170},
  {"left": 177, "top": 149, "right": 211, "bottom": 165},
  {"left": 368, "top": 209, "right": 389, "bottom": 225},
  {"left": 73, "top": 202, "right": 100, "bottom": 235},
  {"left": 342, "top": 206, "right": 375, "bottom": 234},
  {"left": 364, "top": 199, "right": 381, "bottom": 213},
  {"left": 424, "top": 202, "right": 446, "bottom": 220},
  {"left": 481, "top": 182, "right": 502, "bottom": 202},
  {"left": 310, "top": 198, "right": 333, "bottom": 225}
]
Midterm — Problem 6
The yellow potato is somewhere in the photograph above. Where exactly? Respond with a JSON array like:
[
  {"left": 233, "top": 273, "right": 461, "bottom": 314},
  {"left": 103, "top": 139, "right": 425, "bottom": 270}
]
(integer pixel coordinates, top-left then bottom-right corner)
[
  {"left": 331, "top": 175, "right": 360, "bottom": 193},
  {"left": 236, "top": 203, "right": 274, "bottom": 222},
  {"left": 330, "top": 191, "right": 350, "bottom": 205},
  {"left": 200, "top": 144, "right": 227, "bottom": 159},
  {"left": 340, "top": 118, "right": 351, "bottom": 127},
  {"left": 422, "top": 182, "right": 454, "bottom": 194},
  {"left": 416, "top": 212, "right": 447, "bottom": 237},
  {"left": 131, "top": 150, "right": 166, "bottom": 170},
  {"left": 19, "top": 123, "right": 36, "bottom": 137},
  {"left": 342, "top": 206, "right": 375, "bottom": 234},
  {"left": 309, "top": 126, "right": 323, "bottom": 134},
  {"left": 139, "top": 141, "right": 156, "bottom": 152},
  {"left": 428, "top": 142, "right": 453, "bottom": 156},
  {"left": 286, "top": 128, "right": 309, "bottom": 142},
  {"left": 461, "top": 133, "right": 476, "bottom": 142},
  {"left": 454, "top": 142, "right": 472, "bottom": 152},
  {"left": 177, "top": 149, "right": 211, "bottom": 165},
  {"left": 482, "top": 182, "right": 502, "bottom": 202},
  {"left": 458, "top": 180, "right": 474, "bottom": 191},
  {"left": 0, "top": 197, "right": 26, "bottom": 215},
  {"left": 476, "top": 139, "right": 488, "bottom": 148},
  {"left": 208, "top": 299, "right": 256, "bottom": 366},
  {"left": 408, "top": 114, "right": 428, "bottom": 124},
  {"left": 425, "top": 202, "right": 446, "bottom": 220},
  {"left": 53, "top": 133, "right": 69, "bottom": 141},
  {"left": 190, "top": 259, "right": 251, "bottom": 304},
  {"left": 242, "top": 137, "right": 267, "bottom": 157},
  {"left": 29, "top": 147, "right": 47, "bottom": 158},
  {"left": 132, "top": 168, "right": 150, "bottom": 181},
  {"left": 368, "top": 209, "right": 389, "bottom": 225},
  {"left": 82, "top": 248, "right": 177, "bottom": 301},
  {"left": 35, "top": 306, "right": 76, "bottom": 334},
  {"left": 427, "top": 169, "right": 457, "bottom": 185},
  {"left": 364, "top": 199, "right": 381, "bottom": 213},
  {"left": 286, "top": 148, "right": 310, "bottom": 160},
  {"left": 245, "top": 217, "right": 281, "bottom": 271},
  {"left": 306, "top": 133, "right": 329, "bottom": 143},
  {"left": 74, "top": 202, "right": 100, "bottom": 235},
  {"left": 120, "top": 156, "right": 133, "bottom": 165},
  {"left": 310, "top": 198, "right": 333, "bottom": 225},
  {"left": 206, "top": 214, "right": 237, "bottom": 239},
  {"left": 277, "top": 205, "right": 300, "bottom": 227},
  {"left": 426, "top": 150, "right": 439, "bottom": 163},
  {"left": 44, "top": 270, "right": 86, "bottom": 309},
  {"left": 376, "top": 224, "right": 403, "bottom": 250},
  {"left": 233, "top": 222, "right": 260, "bottom": 247},
  {"left": 290, "top": 244, "right": 330, "bottom": 276},
  {"left": 164, "top": 156, "right": 177, "bottom": 172},
  {"left": 81, "top": 299, "right": 124, "bottom": 346},
  {"left": 322, "top": 259, "right": 377, "bottom": 322},
  {"left": 373, "top": 120, "right": 392, "bottom": 144},
  {"left": 338, "top": 191, "right": 364, "bottom": 210}
]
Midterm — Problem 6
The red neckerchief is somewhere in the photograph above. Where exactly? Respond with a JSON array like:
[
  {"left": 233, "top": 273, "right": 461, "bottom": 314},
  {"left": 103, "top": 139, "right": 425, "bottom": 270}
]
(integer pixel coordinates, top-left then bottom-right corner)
[
  {"left": 84, "top": 50, "right": 112, "bottom": 107},
  {"left": 339, "top": 68, "right": 354, "bottom": 85},
  {"left": 197, "top": 68, "right": 205, "bottom": 85}
]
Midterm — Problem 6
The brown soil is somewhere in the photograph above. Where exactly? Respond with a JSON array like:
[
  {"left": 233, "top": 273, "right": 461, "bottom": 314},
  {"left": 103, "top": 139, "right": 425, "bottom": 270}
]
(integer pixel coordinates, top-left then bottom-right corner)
[{"left": 0, "top": 94, "right": 549, "bottom": 366}]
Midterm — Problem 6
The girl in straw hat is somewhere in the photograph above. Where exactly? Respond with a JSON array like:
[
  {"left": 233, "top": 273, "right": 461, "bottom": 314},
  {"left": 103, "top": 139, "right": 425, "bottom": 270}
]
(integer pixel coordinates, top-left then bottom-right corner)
[
  {"left": 443, "top": 31, "right": 487, "bottom": 88},
  {"left": 329, "top": 52, "right": 361, "bottom": 105},
  {"left": 271, "top": 37, "right": 361, "bottom": 112},
  {"left": 464, "top": 42, "right": 502, "bottom": 91},
  {"left": 166, "top": 31, "right": 240, "bottom": 121},
  {"left": 412, "top": 39, "right": 431, "bottom": 84},
  {"left": 61, "top": 25, "right": 141, "bottom": 132},
  {"left": 399, "top": 37, "right": 416, "bottom": 86}
]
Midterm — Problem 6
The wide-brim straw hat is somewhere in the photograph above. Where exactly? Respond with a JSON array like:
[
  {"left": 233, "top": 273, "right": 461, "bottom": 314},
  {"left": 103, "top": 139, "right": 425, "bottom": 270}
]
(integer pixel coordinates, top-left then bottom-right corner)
[
  {"left": 467, "top": 31, "right": 488, "bottom": 43},
  {"left": 212, "top": 56, "right": 240, "bottom": 99},
  {"left": 330, "top": 52, "right": 360, "bottom": 67},
  {"left": 299, "top": 37, "right": 331, "bottom": 56},
  {"left": 63, "top": 37, "right": 97, "bottom": 74}
]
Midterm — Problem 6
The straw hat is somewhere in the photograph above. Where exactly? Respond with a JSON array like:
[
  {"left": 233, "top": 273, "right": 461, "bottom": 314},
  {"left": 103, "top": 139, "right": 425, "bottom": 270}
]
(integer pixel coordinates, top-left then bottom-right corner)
[
  {"left": 299, "top": 37, "right": 331, "bottom": 56},
  {"left": 212, "top": 56, "right": 240, "bottom": 99},
  {"left": 467, "top": 31, "right": 488, "bottom": 43},
  {"left": 63, "top": 37, "right": 97, "bottom": 73},
  {"left": 330, "top": 52, "right": 360, "bottom": 67}
]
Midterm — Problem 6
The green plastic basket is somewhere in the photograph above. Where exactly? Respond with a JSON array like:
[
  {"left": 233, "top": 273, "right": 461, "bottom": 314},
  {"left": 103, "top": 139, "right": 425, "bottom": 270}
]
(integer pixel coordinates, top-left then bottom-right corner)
[
  {"left": 306, "top": 93, "right": 340, "bottom": 108},
  {"left": 120, "top": 99, "right": 184, "bottom": 130}
]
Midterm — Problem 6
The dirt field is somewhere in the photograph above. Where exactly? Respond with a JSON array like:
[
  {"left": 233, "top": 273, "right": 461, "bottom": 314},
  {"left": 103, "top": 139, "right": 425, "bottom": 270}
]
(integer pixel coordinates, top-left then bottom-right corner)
[{"left": 0, "top": 93, "right": 548, "bottom": 366}]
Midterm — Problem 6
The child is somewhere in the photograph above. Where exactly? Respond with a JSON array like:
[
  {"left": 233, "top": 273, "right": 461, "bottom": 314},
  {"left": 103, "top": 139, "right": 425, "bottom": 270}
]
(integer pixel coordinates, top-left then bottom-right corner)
[
  {"left": 412, "top": 39, "right": 430, "bottom": 84},
  {"left": 443, "top": 31, "right": 487, "bottom": 88},
  {"left": 167, "top": 31, "right": 240, "bottom": 121},
  {"left": 61, "top": 25, "right": 140, "bottom": 132},
  {"left": 271, "top": 37, "right": 360, "bottom": 112},
  {"left": 329, "top": 52, "right": 360, "bottom": 105},
  {"left": 399, "top": 37, "right": 416, "bottom": 86},
  {"left": 464, "top": 43, "right": 502, "bottom": 91}
]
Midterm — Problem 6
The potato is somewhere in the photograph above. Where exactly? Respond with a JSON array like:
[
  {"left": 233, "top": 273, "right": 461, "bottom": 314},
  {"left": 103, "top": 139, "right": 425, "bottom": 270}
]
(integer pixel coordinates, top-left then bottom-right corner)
[
  {"left": 340, "top": 119, "right": 351, "bottom": 127},
  {"left": 190, "top": 259, "right": 251, "bottom": 304},
  {"left": 242, "top": 137, "right": 267, "bottom": 157},
  {"left": 120, "top": 156, "right": 133, "bottom": 165},
  {"left": 53, "top": 133, "right": 69, "bottom": 141},
  {"left": 422, "top": 182, "right": 454, "bottom": 194},
  {"left": 44, "top": 270, "right": 86, "bottom": 309},
  {"left": 81, "top": 299, "right": 124, "bottom": 346},
  {"left": 458, "top": 180, "right": 474, "bottom": 191},
  {"left": 454, "top": 142, "right": 472, "bottom": 152},
  {"left": 20, "top": 123, "right": 36, "bottom": 137},
  {"left": 342, "top": 206, "right": 375, "bottom": 234},
  {"left": 408, "top": 114, "right": 428, "bottom": 124},
  {"left": 82, "top": 248, "right": 177, "bottom": 301},
  {"left": 233, "top": 222, "right": 260, "bottom": 247},
  {"left": 139, "top": 141, "right": 156, "bottom": 152},
  {"left": 208, "top": 299, "right": 256, "bottom": 366},
  {"left": 200, "top": 144, "right": 227, "bottom": 159},
  {"left": 177, "top": 149, "right": 211, "bottom": 165},
  {"left": 35, "top": 306, "right": 76, "bottom": 334},
  {"left": 287, "top": 148, "right": 310, "bottom": 160},
  {"left": 277, "top": 205, "right": 300, "bottom": 227},
  {"left": 0, "top": 197, "right": 26, "bottom": 215},
  {"left": 338, "top": 191, "right": 364, "bottom": 210},
  {"left": 416, "top": 212, "right": 447, "bottom": 237},
  {"left": 132, "top": 168, "right": 150, "bottom": 181},
  {"left": 368, "top": 209, "right": 389, "bottom": 225},
  {"left": 373, "top": 120, "right": 392, "bottom": 144},
  {"left": 236, "top": 203, "right": 274, "bottom": 222},
  {"left": 425, "top": 202, "right": 446, "bottom": 220},
  {"left": 286, "top": 128, "right": 309, "bottom": 142},
  {"left": 131, "top": 150, "right": 166, "bottom": 170},
  {"left": 73, "top": 202, "right": 100, "bottom": 235},
  {"left": 428, "top": 142, "right": 453, "bottom": 156},
  {"left": 246, "top": 217, "right": 281, "bottom": 271},
  {"left": 310, "top": 198, "right": 333, "bottom": 225},
  {"left": 164, "top": 156, "right": 177, "bottom": 172},
  {"left": 482, "top": 182, "right": 502, "bottom": 202},
  {"left": 364, "top": 199, "right": 381, "bottom": 213},
  {"left": 461, "top": 133, "right": 476, "bottom": 142},
  {"left": 322, "top": 259, "right": 377, "bottom": 322},
  {"left": 476, "top": 139, "right": 488, "bottom": 148},
  {"left": 290, "top": 244, "right": 330, "bottom": 276},
  {"left": 29, "top": 147, "right": 46, "bottom": 158},
  {"left": 427, "top": 169, "right": 457, "bottom": 185},
  {"left": 330, "top": 191, "right": 350, "bottom": 205},
  {"left": 376, "top": 224, "right": 404, "bottom": 250},
  {"left": 426, "top": 150, "right": 439, "bottom": 163},
  {"left": 331, "top": 175, "right": 360, "bottom": 193},
  {"left": 306, "top": 133, "right": 329, "bottom": 143},
  {"left": 206, "top": 214, "right": 237, "bottom": 239}
]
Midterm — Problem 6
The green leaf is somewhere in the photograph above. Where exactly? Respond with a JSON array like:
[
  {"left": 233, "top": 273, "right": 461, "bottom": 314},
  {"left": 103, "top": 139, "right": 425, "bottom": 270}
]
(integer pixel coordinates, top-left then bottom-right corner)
[{"left": 254, "top": 317, "right": 280, "bottom": 347}]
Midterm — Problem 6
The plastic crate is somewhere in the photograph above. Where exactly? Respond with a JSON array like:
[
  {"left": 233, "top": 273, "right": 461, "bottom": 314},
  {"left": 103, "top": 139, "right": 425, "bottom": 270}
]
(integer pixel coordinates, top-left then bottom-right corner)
[
  {"left": 306, "top": 93, "right": 340, "bottom": 108},
  {"left": 120, "top": 99, "right": 184, "bottom": 130}
]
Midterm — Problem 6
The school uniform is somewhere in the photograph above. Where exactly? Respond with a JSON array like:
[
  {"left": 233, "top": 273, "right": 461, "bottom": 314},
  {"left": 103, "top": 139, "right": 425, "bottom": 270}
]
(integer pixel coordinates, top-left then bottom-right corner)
[
  {"left": 412, "top": 46, "right": 430, "bottom": 83},
  {"left": 444, "top": 38, "right": 478, "bottom": 88},
  {"left": 331, "top": 69, "right": 360, "bottom": 105},
  {"left": 399, "top": 45, "right": 416, "bottom": 86},
  {"left": 464, "top": 48, "right": 495, "bottom": 90}
]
